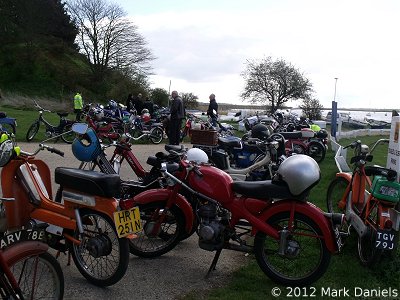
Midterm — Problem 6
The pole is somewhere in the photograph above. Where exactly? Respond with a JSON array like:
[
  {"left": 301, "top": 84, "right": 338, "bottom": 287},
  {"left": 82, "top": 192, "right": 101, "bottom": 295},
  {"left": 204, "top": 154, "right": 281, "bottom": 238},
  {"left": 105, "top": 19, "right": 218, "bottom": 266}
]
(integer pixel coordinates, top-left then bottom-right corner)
[{"left": 331, "top": 78, "right": 338, "bottom": 138}]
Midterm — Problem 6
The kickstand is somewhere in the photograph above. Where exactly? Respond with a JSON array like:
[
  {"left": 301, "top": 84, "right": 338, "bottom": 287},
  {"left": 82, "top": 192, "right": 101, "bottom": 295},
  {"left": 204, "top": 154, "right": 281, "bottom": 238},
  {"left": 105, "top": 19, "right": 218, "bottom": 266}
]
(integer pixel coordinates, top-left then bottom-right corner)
[{"left": 205, "top": 249, "right": 222, "bottom": 278}]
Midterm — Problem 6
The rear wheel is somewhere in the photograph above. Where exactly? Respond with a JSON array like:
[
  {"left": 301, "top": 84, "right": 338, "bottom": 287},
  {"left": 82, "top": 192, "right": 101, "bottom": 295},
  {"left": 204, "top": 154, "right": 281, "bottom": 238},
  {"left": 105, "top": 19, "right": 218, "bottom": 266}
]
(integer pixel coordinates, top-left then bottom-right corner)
[
  {"left": 253, "top": 212, "right": 331, "bottom": 286},
  {"left": 70, "top": 211, "right": 129, "bottom": 286},
  {"left": 307, "top": 142, "right": 326, "bottom": 163},
  {"left": 357, "top": 201, "right": 384, "bottom": 266},
  {"left": 26, "top": 121, "right": 40, "bottom": 141},
  {"left": 9, "top": 251, "right": 64, "bottom": 299},
  {"left": 149, "top": 127, "right": 164, "bottom": 144},
  {"left": 61, "top": 123, "right": 75, "bottom": 144},
  {"left": 128, "top": 201, "right": 185, "bottom": 258}
]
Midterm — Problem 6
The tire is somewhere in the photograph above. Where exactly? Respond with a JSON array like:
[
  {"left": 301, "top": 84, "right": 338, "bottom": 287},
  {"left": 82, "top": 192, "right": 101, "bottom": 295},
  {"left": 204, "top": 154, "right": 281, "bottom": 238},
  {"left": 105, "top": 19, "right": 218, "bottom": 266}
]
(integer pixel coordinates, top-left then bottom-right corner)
[
  {"left": 9, "top": 251, "right": 64, "bottom": 299},
  {"left": 149, "top": 127, "right": 164, "bottom": 144},
  {"left": 326, "top": 177, "right": 350, "bottom": 234},
  {"left": 61, "top": 123, "right": 75, "bottom": 144},
  {"left": 26, "top": 121, "right": 40, "bottom": 142},
  {"left": 292, "top": 143, "right": 306, "bottom": 155},
  {"left": 128, "top": 201, "right": 186, "bottom": 258},
  {"left": 253, "top": 212, "right": 331, "bottom": 286},
  {"left": 0, "top": 123, "right": 16, "bottom": 135},
  {"left": 307, "top": 142, "right": 326, "bottom": 163},
  {"left": 357, "top": 200, "right": 384, "bottom": 266},
  {"left": 70, "top": 211, "right": 129, "bottom": 286}
]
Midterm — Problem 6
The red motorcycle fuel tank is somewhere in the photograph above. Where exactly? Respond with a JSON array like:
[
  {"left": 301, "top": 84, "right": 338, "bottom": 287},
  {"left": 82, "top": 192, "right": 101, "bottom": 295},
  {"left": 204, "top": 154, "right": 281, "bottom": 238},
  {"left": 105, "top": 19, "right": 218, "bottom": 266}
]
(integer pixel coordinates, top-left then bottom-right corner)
[{"left": 187, "top": 165, "right": 234, "bottom": 204}]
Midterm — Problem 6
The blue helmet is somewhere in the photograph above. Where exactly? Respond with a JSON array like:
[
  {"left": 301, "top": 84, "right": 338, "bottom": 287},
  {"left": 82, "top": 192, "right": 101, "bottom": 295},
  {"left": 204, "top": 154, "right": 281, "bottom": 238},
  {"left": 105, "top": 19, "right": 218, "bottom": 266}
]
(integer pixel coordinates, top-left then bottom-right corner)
[{"left": 71, "top": 128, "right": 102, "bottom": 162}]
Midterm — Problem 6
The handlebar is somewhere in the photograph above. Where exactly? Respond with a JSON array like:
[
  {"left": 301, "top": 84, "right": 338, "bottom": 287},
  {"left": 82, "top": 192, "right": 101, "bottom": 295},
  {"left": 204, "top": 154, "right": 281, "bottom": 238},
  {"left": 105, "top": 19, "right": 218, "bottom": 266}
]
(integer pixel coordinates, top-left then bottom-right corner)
[
  {"left": 19, "top": 144, "right": 64, "bottom": 157},
  {"left": 33, "top": 100, "right": 51, "bottom": 113}
]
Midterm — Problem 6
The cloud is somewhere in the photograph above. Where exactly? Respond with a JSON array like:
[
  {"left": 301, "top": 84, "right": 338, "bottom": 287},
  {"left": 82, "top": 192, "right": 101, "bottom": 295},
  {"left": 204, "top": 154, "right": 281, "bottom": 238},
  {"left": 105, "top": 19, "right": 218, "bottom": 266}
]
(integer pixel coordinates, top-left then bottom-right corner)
[{"left": 130, "top": 1, "right": 400, "bottom": 108}]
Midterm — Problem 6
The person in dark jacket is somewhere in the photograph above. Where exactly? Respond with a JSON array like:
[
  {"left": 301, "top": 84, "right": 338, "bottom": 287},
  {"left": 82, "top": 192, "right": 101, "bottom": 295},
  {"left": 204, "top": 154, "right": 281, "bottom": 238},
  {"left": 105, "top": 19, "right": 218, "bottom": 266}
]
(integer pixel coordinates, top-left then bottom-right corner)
[
  {"left": 168, "top": 90, "right": 184, "bottom": 145},
  {"left": 126, "top": 93, "right": 134, "bottom": 112},
  {"left": 207, "top": 93, "right": 218, "bottom": 127},
  {"left": 132, "top": 93, "right": 144, "bottom": 114}
]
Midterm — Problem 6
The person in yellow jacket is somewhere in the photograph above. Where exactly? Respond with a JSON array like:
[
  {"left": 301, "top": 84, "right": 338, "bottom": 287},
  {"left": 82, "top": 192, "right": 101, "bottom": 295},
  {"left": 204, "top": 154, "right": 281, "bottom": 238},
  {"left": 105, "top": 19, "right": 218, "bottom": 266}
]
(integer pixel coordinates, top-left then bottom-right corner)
[{"left": 74, "top": 92, "right": 83, "bottom": 121}]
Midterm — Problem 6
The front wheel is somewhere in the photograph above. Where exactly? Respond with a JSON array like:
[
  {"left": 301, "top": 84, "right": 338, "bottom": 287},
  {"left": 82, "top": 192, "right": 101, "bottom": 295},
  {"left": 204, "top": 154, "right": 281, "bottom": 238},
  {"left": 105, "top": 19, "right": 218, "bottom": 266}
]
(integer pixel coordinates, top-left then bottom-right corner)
[
  {"left": 70, "top": 211, "right": 129, "bottom": 286},
  {"left": 9, "top": 251, "right": 64, "bottom": 299},
  {"left": 129, "top": 202, "right": 185, "bottom": 258},
  {"left": 26, "top": 121, "right": 40, "bottom": 141},
  {"left": 149, "top": 127, "right": 164, "bottom": 144},
  {"left": 61, "top": 122, "right": 75, "bottom": 144},
  {"left": 253, "top": 212, "right": 331, "bottom": 286},
  {"left": 307, "top": 142, "right": 326, "bottom": 163}
]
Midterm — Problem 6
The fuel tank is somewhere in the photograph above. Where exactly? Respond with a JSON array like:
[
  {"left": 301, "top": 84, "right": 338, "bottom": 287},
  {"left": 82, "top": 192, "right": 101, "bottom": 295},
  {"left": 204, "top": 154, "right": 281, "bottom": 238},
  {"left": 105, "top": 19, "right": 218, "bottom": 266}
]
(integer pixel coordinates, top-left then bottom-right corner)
[{"left": 187, "top": 165, "right": 234, "bottom": 204}]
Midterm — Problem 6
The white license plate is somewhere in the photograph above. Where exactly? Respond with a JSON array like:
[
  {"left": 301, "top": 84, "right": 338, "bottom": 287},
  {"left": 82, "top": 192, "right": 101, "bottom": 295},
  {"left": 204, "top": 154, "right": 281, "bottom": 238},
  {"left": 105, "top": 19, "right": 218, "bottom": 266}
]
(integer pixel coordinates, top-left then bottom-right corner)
[
  {"left": 375, "top": 229, "right": 396, "bottom": 250},
  {"left": 113, "top": 207, "right": 142, "bottom": 238}
]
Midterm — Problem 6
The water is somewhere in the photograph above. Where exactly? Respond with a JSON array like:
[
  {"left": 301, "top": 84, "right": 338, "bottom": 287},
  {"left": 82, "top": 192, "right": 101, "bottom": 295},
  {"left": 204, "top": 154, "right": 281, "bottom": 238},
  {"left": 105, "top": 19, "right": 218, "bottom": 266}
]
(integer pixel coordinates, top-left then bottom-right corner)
[{"left": 291, "top": 109, "right": 393, "bottom": 122}]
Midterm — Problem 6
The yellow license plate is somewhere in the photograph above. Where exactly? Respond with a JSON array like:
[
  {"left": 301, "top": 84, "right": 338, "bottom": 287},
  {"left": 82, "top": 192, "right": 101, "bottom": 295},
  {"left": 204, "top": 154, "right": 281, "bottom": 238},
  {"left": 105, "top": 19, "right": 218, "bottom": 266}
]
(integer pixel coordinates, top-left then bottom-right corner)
[{"left": 114, "top": 207, "right": 142, "bottom": 238}]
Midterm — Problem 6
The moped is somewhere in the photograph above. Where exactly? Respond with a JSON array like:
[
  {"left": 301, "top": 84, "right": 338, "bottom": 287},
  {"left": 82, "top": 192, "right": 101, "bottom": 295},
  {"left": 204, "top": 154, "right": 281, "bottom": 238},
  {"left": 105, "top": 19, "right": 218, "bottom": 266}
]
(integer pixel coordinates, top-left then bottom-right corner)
[
  {"left": 1, "top": 125, "right": 136, "bottom": 286},
  {"left": 25, "top": 100, "right": 75, "bottom": 143},
  {"left": 0, "top": 111, "right": 17, "bottom": 135},
  {"left": 121, "top": 149, "right": 345, "bottom": 286}
]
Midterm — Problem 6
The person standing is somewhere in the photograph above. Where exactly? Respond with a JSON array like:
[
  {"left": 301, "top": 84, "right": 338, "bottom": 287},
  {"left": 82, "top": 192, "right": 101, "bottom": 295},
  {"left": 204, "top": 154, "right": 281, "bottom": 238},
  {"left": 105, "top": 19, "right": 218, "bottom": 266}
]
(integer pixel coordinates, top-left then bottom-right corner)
[
  {"left": 207, "top": 93, "right": 218, "bottom": 127},
  {"left": 74, "top": 92, "right": 83, "bottom": 121},
  {"left": 126, "top": 93, "right": 134, "bottom": 112},
  {"left": 132, "top": 93, "right": 144, "bottom": 115},
  {"left": 168, "top": 90, "right": 184, "bottom": 145}
]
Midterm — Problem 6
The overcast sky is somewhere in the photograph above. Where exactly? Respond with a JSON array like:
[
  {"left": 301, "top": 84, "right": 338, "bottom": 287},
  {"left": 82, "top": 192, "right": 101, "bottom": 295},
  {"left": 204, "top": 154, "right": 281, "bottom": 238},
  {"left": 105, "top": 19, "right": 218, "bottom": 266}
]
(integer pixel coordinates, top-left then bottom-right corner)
[{"left": 115, "top": 0, "right": 400, "bottom": 109}]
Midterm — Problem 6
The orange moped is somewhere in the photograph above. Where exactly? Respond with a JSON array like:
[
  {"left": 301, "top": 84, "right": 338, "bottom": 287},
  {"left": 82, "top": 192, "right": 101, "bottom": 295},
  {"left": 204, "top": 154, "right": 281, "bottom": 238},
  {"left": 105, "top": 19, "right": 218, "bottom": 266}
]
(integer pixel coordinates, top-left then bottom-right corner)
[{"left": 0, "top": 125, "right": 140, "bottom": 286}]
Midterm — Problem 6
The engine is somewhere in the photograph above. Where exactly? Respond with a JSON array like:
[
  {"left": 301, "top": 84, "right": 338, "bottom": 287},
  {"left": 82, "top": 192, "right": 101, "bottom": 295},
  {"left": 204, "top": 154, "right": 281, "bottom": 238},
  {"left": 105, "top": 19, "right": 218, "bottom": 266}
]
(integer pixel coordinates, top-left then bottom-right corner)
[{"left": 197, "top": 202, "right": 229, "bottom": 251}]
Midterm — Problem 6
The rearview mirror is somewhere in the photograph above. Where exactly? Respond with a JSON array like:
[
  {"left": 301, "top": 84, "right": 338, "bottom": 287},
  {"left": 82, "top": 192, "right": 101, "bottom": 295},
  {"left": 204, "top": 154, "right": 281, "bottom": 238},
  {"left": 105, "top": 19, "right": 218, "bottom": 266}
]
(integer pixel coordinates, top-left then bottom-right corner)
[{"left": 72, "top": 123, "right": 88, "bottom": 134}]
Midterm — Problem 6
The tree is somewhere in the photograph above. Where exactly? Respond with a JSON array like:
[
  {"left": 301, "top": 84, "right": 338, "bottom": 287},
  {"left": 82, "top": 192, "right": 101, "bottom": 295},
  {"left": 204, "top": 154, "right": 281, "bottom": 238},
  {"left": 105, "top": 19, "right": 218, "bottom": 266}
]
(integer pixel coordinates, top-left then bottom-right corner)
[
  {"left": 181, "top": 92, "right": 199, "bottom": 110},
  {"left": 299, "top": 97, "right": 324, "bottom": 120},
  {"left": 241, "top": 56, "right": 313, "bottom": 113},
  {"left": 67, "top": 0, "right": 154, "bottom": 81},
  {"left": 150, "top": 88, "right": 169, "bottom": 108}
]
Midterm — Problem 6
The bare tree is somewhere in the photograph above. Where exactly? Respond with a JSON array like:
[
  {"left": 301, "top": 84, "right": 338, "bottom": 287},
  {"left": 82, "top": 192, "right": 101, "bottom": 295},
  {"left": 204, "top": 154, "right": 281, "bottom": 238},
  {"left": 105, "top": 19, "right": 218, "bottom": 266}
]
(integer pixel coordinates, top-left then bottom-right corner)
[
  {"left": 67, "top": 0, "right": 154, "bottom": 80},
  {"left": 241, "top": 56, "right": 313, "bottom": 113}
]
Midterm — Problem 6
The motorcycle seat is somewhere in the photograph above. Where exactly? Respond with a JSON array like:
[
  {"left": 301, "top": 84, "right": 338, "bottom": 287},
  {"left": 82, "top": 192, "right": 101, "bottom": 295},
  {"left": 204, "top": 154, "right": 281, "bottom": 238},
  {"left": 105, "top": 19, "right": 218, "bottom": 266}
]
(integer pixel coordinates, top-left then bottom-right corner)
[
  {"left": 218, "top": 136, "right": 242, "bottom": 148},
  {"left": 165, "top": 144, "right": 184, "bottom": 152},
  {"left": 57, "top": 112, "right": 69, "bottom": 117},
  {"left": 279, "top": 131, "right": 303, "bottom": 140},
  {"left": 232, "top": 179, "right": 302, "bottom": 200},
  {"left": 365, "top": 165, "right": 397, "bottom": 181},
  {"left": 55, "top": 167, "right": 121, "bottom": 198}
]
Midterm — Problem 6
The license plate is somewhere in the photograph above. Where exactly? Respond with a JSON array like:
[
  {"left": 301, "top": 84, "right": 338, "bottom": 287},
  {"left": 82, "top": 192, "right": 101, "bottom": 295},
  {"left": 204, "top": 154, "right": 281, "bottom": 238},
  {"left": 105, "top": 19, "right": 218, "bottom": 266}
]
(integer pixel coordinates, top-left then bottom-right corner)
[
  {"left": 114, "top": 207, "right": 142, "bottom": 238},
  {"left": 0, "top": 229, "right": 46, "bottom": 249},
  {"left": 375, "top": 229, "right": 396, "bottom": 250}
]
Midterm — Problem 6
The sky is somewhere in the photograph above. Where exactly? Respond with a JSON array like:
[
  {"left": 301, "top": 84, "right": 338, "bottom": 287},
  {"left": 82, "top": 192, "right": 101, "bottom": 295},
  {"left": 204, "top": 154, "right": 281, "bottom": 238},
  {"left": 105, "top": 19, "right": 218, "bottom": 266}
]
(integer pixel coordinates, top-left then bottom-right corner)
[{"left": 115, "top": 0, "right": 400, "bottom": 109}]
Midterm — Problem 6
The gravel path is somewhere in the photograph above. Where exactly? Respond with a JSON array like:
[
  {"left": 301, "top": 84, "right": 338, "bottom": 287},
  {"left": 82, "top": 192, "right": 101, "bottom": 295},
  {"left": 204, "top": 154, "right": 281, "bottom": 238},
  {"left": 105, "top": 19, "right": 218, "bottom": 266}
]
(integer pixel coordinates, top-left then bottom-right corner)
[{"left": 11, "top": 142, "right": 250, "bottom": 300}]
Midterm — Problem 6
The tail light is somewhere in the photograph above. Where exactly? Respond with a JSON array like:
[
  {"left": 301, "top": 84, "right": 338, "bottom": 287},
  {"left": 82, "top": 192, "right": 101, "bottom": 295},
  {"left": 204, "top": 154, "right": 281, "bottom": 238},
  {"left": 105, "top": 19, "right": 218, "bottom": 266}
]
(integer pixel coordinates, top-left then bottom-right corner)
[
  {"left": 120, "top": 198, "right": 135, "bottom": 210},
  {"left": 384, "top": 219, "right": 393, "bottom": 230}
]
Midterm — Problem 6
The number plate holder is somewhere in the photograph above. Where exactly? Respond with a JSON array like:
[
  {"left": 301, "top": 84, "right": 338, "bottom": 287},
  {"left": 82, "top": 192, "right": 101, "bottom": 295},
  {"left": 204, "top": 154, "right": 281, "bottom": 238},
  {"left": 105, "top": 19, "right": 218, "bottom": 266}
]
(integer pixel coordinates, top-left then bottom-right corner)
[
  {"left": 375, "top": 229, "right": 396, "bottom": 250},
  {"left": 113, "top": 207, "right": 142, "bottom": 238}
]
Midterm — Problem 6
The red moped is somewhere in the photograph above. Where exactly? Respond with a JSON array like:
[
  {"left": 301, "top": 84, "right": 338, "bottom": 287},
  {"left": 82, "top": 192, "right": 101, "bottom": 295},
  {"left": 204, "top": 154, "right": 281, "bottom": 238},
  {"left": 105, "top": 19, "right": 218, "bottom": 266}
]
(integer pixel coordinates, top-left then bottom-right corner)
[{"left": 121, "top": 149, "right": 344, "bottom": 286}]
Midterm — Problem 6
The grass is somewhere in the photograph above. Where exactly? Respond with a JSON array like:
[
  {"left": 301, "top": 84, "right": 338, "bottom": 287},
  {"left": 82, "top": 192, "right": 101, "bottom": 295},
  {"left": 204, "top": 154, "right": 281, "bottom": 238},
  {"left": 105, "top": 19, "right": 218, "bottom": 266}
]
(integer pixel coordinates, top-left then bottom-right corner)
[{"left": 2, "top": 106, "right": 399, "bottom": 298}]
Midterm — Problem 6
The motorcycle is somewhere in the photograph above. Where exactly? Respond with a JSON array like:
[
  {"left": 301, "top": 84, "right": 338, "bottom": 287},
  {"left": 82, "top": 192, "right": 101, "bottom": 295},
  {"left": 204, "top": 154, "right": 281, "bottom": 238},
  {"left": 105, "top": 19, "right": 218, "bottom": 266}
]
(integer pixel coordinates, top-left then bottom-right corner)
[
  {"left": 0, "top": 126, "right": 135, "bottom": 286},
  {"left": 0, "top": 112, "right": 17, "bottom": 135},
  {"left": 120, "top": 149, "right": 345, "bottom": 286}
]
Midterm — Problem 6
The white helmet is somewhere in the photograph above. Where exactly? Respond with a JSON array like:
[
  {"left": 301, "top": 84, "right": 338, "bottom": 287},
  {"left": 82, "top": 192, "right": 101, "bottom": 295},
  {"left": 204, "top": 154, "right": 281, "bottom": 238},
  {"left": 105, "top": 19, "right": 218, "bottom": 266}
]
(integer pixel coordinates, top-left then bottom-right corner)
[
  {"left": 277, "top": 154, "right": 320, "bottom": 196},
  {"left": 186, "top": 148, "right": 208, "bottom": 164}
]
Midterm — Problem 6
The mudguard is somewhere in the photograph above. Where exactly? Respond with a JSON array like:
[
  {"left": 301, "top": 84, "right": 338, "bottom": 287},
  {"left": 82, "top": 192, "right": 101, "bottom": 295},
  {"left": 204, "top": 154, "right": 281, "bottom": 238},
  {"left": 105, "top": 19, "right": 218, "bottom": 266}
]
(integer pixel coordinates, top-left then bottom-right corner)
[
  {"left": 2, "top": 241, "right": 48, "bottom": 266},
  {"left": 258, "top": 200, "right": 339, "bottom": 252},
  {"left": 133, "top": 189, "right": 194, "bottom": 233},
  {"left": 335, "top": 172, "right": 352, "bottom": 182}
]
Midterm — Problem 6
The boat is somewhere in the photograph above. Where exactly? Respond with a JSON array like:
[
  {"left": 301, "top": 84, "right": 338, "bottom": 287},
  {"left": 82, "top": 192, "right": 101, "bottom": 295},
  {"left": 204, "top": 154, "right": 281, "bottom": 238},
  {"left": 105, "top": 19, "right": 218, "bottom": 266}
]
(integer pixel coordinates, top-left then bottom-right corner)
[
  {"left": 342, "top": 118, "right": 369, "bottom": 129},
  {"left": 365, "top": 118, "right": 391, "bottom": 129}
]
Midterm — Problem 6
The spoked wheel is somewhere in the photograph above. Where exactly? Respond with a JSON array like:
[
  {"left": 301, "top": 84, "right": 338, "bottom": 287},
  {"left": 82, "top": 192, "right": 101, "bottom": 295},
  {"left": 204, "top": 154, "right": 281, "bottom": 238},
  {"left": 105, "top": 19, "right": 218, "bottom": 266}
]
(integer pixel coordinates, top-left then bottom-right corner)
[
  {"left": 26, "top": 122, "right": 40, "bottom": 141},
  {"left": 307, "top": 142, "right": 326, "bottom": 163},
  {"left": 149, "top": 127, "right": 164, "bottom": 144},
  {"left": 254, "top": 212, "right": 331, "bottom": 286},
  {"left": 70, "top": 211, "right": 129, "bottom": 286},
  {"left": 9, "top": 251, "right": 64, "bottom": 299},
  {"left": 326, "top": 177, "right": 350, "bottom": 234},
  {"left": 61, "top": 123, "right": 76, "bottom": 144},
  {"left": 292, "top": 143, "right": 306, "bottom": 155},
  {"left": 129, "top": 202, "right": 185, "bottom": 258},
  {"left": 357, "top": 202, "right": 383, "bottom": 266}
]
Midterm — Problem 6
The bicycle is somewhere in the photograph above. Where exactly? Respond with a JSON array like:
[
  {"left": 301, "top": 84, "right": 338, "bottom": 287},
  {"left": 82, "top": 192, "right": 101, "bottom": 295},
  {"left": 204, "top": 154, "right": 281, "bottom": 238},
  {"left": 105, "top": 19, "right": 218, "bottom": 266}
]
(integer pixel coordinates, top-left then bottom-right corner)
[
  {"left": 25, "top": 100, "right": 75, "bottom": 143},
  {"left": 0, "top": 201, "right": 64, "bottom": 299},
  {"left": 326, "top": 138, "right": 400, "bottom": 266}
]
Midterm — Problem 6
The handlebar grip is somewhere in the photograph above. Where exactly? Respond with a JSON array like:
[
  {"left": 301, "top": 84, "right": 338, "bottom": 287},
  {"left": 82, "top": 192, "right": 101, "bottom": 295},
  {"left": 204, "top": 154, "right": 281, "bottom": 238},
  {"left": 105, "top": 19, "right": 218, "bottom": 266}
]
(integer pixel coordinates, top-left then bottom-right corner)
[{"left": 48, "top": 147, "right": 64, "bottom": 157}]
